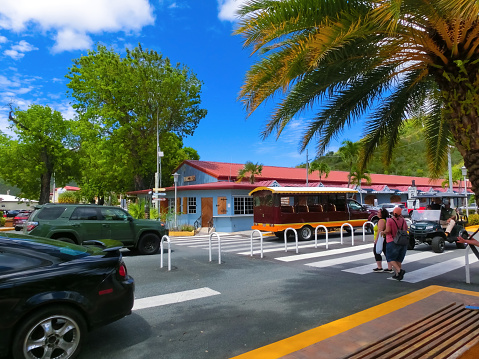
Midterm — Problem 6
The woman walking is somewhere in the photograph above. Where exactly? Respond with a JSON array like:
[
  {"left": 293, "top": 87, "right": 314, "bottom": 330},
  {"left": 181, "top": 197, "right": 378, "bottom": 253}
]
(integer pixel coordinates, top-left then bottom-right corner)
[
  {"left": 372, "top": 208, "right": 393, "bottom": 273},
  {"left": 381, "top": 207, "right": 408, "bottom": 281}
]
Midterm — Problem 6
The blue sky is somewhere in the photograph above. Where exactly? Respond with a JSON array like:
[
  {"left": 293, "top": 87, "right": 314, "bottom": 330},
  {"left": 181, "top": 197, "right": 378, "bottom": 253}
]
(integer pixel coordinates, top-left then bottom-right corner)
[{"left": 0, "top": 0, "right": 360, "bottom": 168}]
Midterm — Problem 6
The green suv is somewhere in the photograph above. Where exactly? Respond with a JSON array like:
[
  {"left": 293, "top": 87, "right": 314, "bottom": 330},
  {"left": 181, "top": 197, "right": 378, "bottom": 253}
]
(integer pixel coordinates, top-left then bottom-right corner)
[{"left": 24, "top": 204, "right": 168, "bottom": 255}]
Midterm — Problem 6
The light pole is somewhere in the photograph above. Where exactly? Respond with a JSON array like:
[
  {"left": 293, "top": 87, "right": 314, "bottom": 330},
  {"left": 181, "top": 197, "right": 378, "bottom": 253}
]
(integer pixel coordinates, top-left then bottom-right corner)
[
  {"left": 462, "top": 166, "right": 469, "bottom": 218},
  {"left": 155, "top": 110, "right": 164, "bottom": 209},
  {"left": 173, "top": 172, "right": 179, "bottom": 230}
]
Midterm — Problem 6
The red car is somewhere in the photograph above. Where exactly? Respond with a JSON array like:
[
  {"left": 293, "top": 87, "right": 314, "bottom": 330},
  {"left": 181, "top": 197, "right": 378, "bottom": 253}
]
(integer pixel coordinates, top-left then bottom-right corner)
[{"left": 13, "top": 210, "right": 32, "bottom": 231}]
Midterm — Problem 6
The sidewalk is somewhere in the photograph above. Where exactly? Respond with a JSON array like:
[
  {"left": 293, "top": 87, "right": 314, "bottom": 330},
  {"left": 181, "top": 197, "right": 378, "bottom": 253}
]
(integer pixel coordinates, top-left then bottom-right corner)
[{"left": 231, "top": 286, "right": 479, "bottom": 359}]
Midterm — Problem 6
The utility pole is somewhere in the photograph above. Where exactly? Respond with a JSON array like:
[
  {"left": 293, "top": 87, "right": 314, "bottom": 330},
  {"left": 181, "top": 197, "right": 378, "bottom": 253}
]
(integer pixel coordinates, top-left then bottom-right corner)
[{"left": 306, "top": 149, "right": 309, "bottom": 186}]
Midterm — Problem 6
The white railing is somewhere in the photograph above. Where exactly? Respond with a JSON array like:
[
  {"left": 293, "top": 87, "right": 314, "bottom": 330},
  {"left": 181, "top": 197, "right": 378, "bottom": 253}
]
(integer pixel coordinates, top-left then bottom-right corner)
[
  {"left": 209, "top": 232, "right": 222, "bottom": 264},
  {"left": 466, "top": 245, "right": 472, "bottom": 284},
  {"left": 362, "top": 221, "right": 375, "bottom": 242},
  {"left": 284, "top": 228, "right": 299, "bottom": 253},
  {"left": 250, "top": 230, "right": 264, "bottom": 258},
  {"left": 315, "top": 225, "right": 329, "bottom": 249},
  {"left": 160, "top": 235, "right": 171, "bottom": 271},
  {"left": 340, "top": 223, "right": 354, "bottom": 246}
]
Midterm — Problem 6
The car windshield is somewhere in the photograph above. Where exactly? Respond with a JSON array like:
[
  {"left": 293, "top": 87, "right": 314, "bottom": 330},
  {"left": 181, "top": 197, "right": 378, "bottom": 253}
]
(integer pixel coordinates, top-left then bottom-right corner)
[{"left": 411, "top": 209, "right": 441, "bottom": 222}]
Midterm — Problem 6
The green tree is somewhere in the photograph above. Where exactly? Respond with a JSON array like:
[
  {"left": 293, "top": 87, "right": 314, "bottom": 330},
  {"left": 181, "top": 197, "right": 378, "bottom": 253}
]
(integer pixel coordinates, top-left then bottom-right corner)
[
  {"left": 236, "top": 0, "right": 479, "bottom": 206},
  {"left": 0, "top": 105, "right": 77, "bottom": 204},
  {"left": 350, "top": 168, "right": 372, "bottom": 204},
  {"left": 308, "top": 160, "right": 330, "bottom": 182},
  {"left": 66, "top": 43, "right": 207, "bottom": 191},
  {"left": 338, "top": 140, "right": 360, "bottom": 187},
  {"left": 237, "top": 161, "right": 263, "bottom": 184}
]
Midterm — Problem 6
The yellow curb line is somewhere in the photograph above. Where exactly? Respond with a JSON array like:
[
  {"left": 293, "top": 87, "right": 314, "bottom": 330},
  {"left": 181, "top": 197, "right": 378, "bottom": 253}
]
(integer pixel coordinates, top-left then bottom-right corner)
[
  {"left": 0, "top": 227, "right": 14, "bottom": 231},
  {"left": 230, "top": 286, "right": 479, "bottom": 359}
]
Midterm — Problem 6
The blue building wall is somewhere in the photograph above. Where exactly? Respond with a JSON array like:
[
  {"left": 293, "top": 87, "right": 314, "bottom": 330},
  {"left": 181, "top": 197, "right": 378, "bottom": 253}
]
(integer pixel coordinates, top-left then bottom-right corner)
[{"left": 165, "top": 186, "right": 254, "bottom": 232}]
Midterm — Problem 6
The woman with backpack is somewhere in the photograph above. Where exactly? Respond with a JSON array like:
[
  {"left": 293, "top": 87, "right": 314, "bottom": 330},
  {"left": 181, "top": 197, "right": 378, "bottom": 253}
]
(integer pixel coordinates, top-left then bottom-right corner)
[{"left": 380, "top": 206, "right": 408, "bottom": 281}]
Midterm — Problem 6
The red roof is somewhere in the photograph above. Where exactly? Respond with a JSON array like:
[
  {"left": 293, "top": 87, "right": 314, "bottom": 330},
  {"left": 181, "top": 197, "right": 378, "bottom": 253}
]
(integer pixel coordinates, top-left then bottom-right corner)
[{"left": 180, "top": 160, "right": 448, "bottom": 188}]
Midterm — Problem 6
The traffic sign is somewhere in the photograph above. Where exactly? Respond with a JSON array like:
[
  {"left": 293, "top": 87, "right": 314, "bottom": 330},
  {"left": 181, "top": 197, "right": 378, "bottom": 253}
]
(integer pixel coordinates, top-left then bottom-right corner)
[
  {"left": 152, "top": 193, "right": 166, "bottom": 198},
  {"left": 152, "top": 188, "right": 166, "bottom": 192}
]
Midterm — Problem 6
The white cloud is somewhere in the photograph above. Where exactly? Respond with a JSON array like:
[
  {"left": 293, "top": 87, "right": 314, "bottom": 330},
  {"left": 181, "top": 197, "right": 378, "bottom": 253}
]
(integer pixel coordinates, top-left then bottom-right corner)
[
  {"left": 3, "top": 49, "right": 24, "bottom": 59},
  {"left": 218, "top": 0, "right": 248, "bottom": 21},
  {"left": 0, "top": 0, "right": 155, "bottom": 52},
  {"left": 0, "top": 35, "right": 7, "bottom": 44},
  {"left": 52, "top": 29, "right": 93, "bottom": 53},
  {"left": 3, "top": 40, "right": 38, "bottom": 59}
]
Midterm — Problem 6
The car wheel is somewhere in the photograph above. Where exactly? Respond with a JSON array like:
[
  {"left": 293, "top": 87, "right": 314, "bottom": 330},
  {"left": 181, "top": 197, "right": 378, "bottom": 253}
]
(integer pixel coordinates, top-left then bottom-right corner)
[
  {"left": 366, "top": 223, "right": 374, "bottom": 235},
  {"left": 298, "top": 226, "right": 313, "bottom": 241},
  {"left": 14, "top": 226, "right": 20, "bottom": 231},
  {"left": 274, "top": 231, "right": 284, "bottom": 239},
  {"left": 137, "top": 233, "right": 160, "bottom": 255},
  {"left": 456, "top": 241, "right": 467, "bottom": 249},
  {"left": 12, "top": 305, "right": 86, "bottom": 359},
  {"left": 431, "top": 236, "right": 445, "bottom": 253},
  {"left": 408, "top": 236, "right": 415, "bottom": 250}
]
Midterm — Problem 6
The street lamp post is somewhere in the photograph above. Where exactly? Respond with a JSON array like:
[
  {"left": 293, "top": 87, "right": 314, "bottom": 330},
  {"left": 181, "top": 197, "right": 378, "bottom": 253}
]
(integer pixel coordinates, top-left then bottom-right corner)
[
  {"left": 155, "top": 110, "right": 164, "bottom": 210},
  {"left": 462, "top": 166, "right": 469, "bottom": 218},
  {"left": 173, "top": 172, "right": 180, "bottom": 230}
]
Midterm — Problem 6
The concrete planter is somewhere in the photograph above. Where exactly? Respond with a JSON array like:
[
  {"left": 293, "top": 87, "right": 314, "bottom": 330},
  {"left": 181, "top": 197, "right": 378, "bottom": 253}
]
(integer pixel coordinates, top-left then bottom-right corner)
[{"left": 168, "top": 230, "right": 195, "bottom": 237}]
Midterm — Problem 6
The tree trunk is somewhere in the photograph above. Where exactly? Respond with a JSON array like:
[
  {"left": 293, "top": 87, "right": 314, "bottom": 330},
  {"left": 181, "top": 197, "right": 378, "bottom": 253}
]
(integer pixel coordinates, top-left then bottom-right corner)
[{"left": 39, "top": 149, "right": 53, "bottom": 204}]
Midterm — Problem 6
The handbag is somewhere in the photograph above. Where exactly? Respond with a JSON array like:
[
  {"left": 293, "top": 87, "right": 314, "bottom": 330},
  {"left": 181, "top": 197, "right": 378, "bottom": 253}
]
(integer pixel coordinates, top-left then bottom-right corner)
[{"left": 392, "top": 218, "right": 409, "bottom": 246}]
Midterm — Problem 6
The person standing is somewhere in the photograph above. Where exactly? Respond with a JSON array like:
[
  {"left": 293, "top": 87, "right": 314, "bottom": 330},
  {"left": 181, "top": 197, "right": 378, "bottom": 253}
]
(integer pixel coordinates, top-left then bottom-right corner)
[
  {"left": 381, "top": 206, "right": 408, "bottom": 281},
  {"left": 372, "top": 208, "right": 393, "bottom": 273}
]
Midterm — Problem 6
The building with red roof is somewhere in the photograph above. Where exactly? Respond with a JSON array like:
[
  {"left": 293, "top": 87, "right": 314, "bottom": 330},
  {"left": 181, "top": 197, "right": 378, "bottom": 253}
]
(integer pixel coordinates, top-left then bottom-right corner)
[{"left": 130, "top": 160, "right": 471, "bottom": 233}]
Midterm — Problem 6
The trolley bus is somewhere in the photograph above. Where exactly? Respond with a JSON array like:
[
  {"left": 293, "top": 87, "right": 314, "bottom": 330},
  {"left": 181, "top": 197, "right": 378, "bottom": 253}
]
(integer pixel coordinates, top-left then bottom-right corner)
[{"left": 249, "top": 187, "right": 375, "bottom": 240}]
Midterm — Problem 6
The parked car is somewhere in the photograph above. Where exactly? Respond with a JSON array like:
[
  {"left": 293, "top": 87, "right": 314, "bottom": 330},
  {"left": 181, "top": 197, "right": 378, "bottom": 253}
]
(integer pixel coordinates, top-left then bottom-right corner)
[
  {"left": 3, "top": 209, "right": 20, "bottom": 218},
  {"left": 380, "top": 203, "right": 409, "bottom": 217},
  {"left": 13, "top": 210, "right": 32, "bottom": 231},
  {"left": 0, "top": 233, "right": 134, "bottom": 359},
  {"left": 24, "top": 204, "right": 168, "bottom": 255}
]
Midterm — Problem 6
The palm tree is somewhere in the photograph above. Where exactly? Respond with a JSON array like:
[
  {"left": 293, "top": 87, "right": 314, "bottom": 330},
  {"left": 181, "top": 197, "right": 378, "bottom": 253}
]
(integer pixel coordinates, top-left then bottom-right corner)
[
  {"left": 338, "top": 140, "right": 360, "bottom": 187},
  {"left": 308, "top": 160, "right": 331, "bottom": 182},
  {"left": 350, "top": 168, "right": 372, "bottom": 204},
  {"left": 237, "top": 161, "right": 263, "bottom": 184},
  {"left": 235, "top": 0, "right": 479, "bottom": 206}
]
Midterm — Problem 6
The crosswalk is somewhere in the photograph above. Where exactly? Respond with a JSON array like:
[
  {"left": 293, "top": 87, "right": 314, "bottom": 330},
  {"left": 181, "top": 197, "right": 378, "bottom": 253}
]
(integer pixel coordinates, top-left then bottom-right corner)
[{"left": 170, "top": 233, "right": 478, "bottom": 284}]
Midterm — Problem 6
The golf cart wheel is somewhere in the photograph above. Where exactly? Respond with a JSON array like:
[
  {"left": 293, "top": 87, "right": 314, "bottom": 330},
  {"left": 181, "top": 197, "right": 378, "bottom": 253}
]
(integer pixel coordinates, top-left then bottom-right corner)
[
  {"left": 298, "top": 226, "right": 313, "bottom": 241},
  {"left": 431, "top": 236, "right": 445, "bottom": 253},
  {"left": 407, "top": 236, "right": 415, "bottom": 250}
]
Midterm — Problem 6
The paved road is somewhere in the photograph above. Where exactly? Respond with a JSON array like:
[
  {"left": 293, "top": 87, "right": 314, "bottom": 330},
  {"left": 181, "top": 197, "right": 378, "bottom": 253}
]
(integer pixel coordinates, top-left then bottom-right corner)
[{"left": 71, "top": 231, "right": 479, "bottom": 358}]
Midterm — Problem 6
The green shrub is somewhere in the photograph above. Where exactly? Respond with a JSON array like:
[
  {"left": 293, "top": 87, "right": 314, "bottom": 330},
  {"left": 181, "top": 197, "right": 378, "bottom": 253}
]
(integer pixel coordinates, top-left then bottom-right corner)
[
  {"left": 128, "top": 201, "right": 145, "bottom": 219},
  {"left": 58, "top": 191, "right": 80, "bottom": 204},
  {"left": 180, "top": 224, "right": 195, "bottom": 232},
  {"left": 468, "top": 213, "right": 479, "bottom": 226},
  {"left": 150, "top": 207, "right": 160, "bottom": 220},
  {"left": 0, "top": 216, "right": 5, "bottom": 227}
]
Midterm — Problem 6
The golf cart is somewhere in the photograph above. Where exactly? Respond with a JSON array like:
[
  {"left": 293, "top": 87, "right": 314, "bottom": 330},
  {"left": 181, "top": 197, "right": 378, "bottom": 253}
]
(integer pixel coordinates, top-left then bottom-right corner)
[{"left": 408, "top": 193, "right": 468, "bottom": 253}]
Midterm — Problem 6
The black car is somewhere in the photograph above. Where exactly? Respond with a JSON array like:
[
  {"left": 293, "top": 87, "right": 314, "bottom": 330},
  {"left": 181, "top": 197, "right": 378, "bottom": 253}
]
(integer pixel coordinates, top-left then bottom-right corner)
[{"left": 0, "top": 234, "right": 135, "bottom": 359}]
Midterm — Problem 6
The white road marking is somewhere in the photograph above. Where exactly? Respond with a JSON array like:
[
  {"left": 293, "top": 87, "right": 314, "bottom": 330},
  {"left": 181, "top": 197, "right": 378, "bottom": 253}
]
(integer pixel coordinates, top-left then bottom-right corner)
[
  {"left": 396, "top": 254, "right": 479, "bottom": 283},
  {"left": 305, "top": 252, "right": 372, "bottom": 268},
  {"left": 132, "top": 287, "right": 221, "bottom": 311},
  {"left": 342, "top": 251, "right": 442, "bottom": 275},
  {"left": 274, "top": 243, "right": 371, "bottom": 262}
]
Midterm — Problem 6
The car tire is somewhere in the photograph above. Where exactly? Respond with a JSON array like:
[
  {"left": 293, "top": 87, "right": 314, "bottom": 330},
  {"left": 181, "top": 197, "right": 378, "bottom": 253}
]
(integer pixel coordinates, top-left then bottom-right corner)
[
  {"left": 14, "top": 226, "right": 20, "bottom": 231},
  {"left": 408, "top": 236, "right": 415, "bottom": 250},
  {"left": 456, "top": 241, "right": 467, "bottom": 249},
  {"left": 12, "top": 305, "right": 86, "bottom": 359},
  {"left": 137, "top": 233, "right": 160, "bottom": 255},
  {"left": 298, "top": 226, "right": 313, "bottom": 241},
  {"left": 274, "top": 231, "right": 284, "bottom": 239},
  {"left": 431, "top": 236, "right": 445, "bottom": 253}
]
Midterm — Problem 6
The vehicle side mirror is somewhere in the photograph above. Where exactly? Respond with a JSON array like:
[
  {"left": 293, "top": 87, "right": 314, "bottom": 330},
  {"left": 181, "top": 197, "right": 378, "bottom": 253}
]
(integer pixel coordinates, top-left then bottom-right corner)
[{"left": 128, "top": 216, "right": 133, "bottom": 222}]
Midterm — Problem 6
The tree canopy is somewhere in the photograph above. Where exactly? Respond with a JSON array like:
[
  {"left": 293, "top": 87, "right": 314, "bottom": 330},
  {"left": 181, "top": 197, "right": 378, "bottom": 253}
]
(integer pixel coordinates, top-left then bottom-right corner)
[
  {"left": 66, "top": 44, "right": 207, "bottom": 191},
  {"left": 236, "top": 0, "right": 479, "bottom": 205},
  {"left": 0, "top": 105, "right": 77, "bottom": 203}
]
